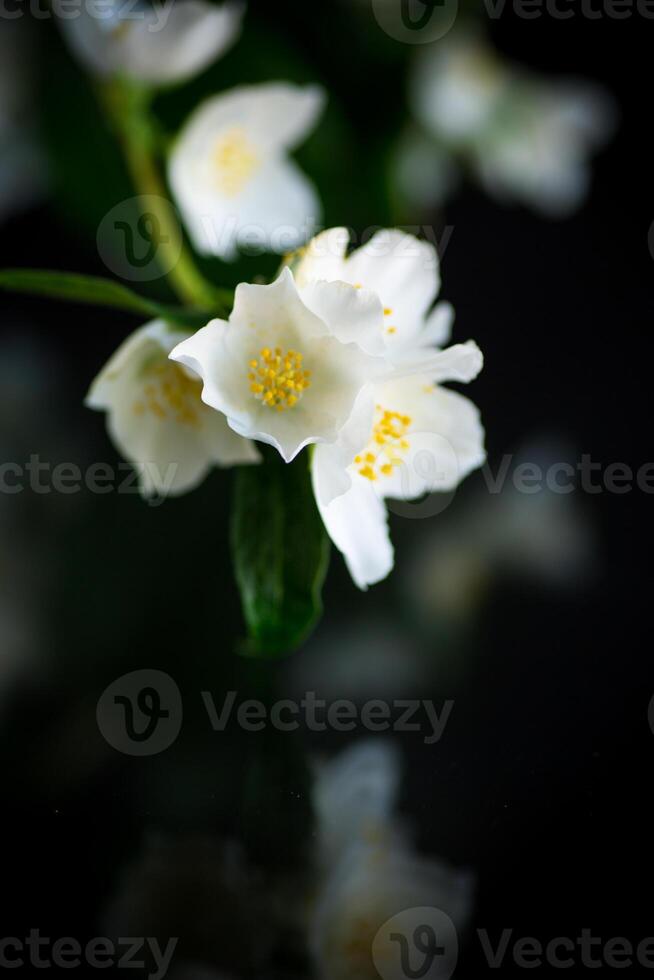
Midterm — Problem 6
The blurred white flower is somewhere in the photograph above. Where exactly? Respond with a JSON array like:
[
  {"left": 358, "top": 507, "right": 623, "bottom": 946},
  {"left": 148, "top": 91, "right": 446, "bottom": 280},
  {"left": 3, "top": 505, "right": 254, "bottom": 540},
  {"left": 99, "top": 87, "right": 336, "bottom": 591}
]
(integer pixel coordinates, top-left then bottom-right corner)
[
  {"left": 87, "top": 320, "right": 260, "bottom": 498},
  {"left": 310, "top": 741, "right": 473, "bottom": 980},
  {"left": 401, "top": 32, "right": 615, "bottom": 216},
  {"left": 313, "top": 740, "right": 402, "bottom": 869},
  {"left": 170, "top": 267, "right": 386, "bottom": 463},
  {"left": 295, "top": 229, "right": 485, "bottom": 589},
  {"left": 59, "top": 0, "right": 244, "bottom": 86},
  {"left": 0, "top": 22, "right": 47, "bottom": 221},
  {"left": 169, "top": 83, "right": 325, "bottom": 260}
]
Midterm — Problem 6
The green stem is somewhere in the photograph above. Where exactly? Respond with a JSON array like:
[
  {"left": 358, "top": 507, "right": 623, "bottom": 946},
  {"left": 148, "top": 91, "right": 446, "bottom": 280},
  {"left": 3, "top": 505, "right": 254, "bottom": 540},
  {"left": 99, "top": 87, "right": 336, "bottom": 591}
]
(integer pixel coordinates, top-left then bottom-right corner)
[
  {"left": 100, "top": 81, "right": 232, "bottom": 313},
  {"left": 121, "top": 136, "right": 219, "bottom": 308}
]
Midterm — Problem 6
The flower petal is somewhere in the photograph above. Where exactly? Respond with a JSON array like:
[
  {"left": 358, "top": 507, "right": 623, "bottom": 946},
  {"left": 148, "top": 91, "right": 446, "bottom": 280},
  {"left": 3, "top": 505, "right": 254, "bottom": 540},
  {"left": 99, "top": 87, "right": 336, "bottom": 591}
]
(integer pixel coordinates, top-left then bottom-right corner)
[
  {"left": 293, "top": 226, "right": 350, "bottom": 285},
  {"left": 59, "top": 0, "right": 243, "bottom": 84},
  {"left": 121, "top": 1, "right": 244, "bottom": 85},
  {"left": 300, "top": 279, "right": 386, "bottom": 357},
  {"left": 313, "top": 450, "right": 394, "bottom": 590},
  {"left": 394, "top": 340, "right": 483, "bottom": 383}
]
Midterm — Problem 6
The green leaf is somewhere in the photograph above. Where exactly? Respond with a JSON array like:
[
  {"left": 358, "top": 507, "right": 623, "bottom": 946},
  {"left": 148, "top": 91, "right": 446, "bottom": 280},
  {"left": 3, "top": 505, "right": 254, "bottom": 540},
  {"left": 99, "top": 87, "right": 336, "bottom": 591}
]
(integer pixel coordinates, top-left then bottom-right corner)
[
  {"left": 0, "top": 269, "right": 217, "bottom": 329},
  {"left": 231, "top": 452, "right": 330, "bottom": 658}
]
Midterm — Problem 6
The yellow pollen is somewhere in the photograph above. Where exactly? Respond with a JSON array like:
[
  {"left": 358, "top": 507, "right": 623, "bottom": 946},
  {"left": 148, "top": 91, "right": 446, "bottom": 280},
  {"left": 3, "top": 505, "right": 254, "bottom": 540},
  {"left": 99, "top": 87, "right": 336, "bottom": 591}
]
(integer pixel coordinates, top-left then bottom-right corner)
[
  {"left": 356, "top": 406, "right": 412, "bottom": 481},
  {"left": 383, "top": 307, "right": 393, "bottom": 316},
  {"left": 248, "top": 346, "right": 310, "bottom": 411},
  {"left": 386, "top": 326, "right": 397, "bottom": 335},
  {"left": 212, "top": 128, "right": 260, "bottom": 197},
  {"left": 133, "top": 360, "right": 203, "bottom": 428}
]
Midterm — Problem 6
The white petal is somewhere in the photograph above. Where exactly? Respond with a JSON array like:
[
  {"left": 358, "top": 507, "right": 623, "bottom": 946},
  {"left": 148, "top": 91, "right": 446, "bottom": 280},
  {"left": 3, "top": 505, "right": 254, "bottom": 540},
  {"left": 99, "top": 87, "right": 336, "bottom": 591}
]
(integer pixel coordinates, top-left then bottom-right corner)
[
  {"left": 300, "top": 279, "right": 386, "bottom": 357},
  {"left": 345, "top": 228, "right": 440, "bottom": 322},
  {"left": 171, "top": 82, "right": 324, "bottom": 157},
  {"left": 179, "top": 158, "right": 322, "bottom": 260},
  {"left": 394, "top": 340, "right": 483, "bottom": 383},
  {"left": 120, "top": 1, "right": 244, "bottom": 85},
  {"left": 59, "top": 0, "right": 243, "bottom": 84},
  {"left": 220, "top": 82, "right": 326, "bottom": 151},
  {"left": 294, "top": 227, "right": 350, "bottom": 285},
  {"left": 311, "top": 386, "right": 376, "bottom": 507},
  {"left": 421, "top": 301, "right": 454, "bottom": 349},
  {"left": 313, "top": 454, "right": 394, "bottom": 590}
]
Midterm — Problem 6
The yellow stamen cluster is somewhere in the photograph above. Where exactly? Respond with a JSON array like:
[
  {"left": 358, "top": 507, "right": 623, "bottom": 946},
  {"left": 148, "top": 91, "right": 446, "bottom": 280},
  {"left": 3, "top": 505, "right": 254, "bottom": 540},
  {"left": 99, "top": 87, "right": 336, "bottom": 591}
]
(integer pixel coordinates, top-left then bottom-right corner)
[
  {"left": 133, "top": 361, "right": 202, "bottom": 428},
  {"left": 212, "top": 128, "right": 260, "bottom": 198},
  {"left": 355, "top": 406, "right": 411, "bottom": 481},
  {"left": 248, "top": 347, "right": 311, "bottom": 411}
]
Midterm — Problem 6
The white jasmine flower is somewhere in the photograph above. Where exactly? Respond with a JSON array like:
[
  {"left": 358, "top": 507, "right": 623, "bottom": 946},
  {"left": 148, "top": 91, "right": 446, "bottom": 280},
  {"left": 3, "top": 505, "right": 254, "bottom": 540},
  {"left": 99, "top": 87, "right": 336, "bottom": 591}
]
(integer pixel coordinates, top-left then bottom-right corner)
[
  {"left": 472, "top": 80, "right": 615, "bottom": 217},
  {"left": 412, "top": 34, "right": 507, "bottom": 144},
  {"left": 310, "top": 741, "right": 473, "bottom": 980},
  {"left": 295, "top": 229, "right": 485, "bottom": 589},
  {"left": 407, "top": 33, "right": 615, "bottom": 216},
  {"left": 168, "top": 83, "right": 325, "bottom": 261},
  {"left": 59, "top": 0, "right": 244, "bottom": 86},
  {"left": 86, "top": 320, "right": 260, "bottom": 498},
  {"left": 169, "top": 267, "right": 386, "bottom": 463}
]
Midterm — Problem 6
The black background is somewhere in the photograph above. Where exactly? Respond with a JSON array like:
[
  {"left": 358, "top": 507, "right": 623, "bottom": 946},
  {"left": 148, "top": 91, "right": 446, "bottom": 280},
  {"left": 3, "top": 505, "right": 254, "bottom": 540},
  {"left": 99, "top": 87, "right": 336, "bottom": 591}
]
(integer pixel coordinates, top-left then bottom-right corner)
[{"left": 0, "top": 0, "right": 651, "bottom": 976}]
